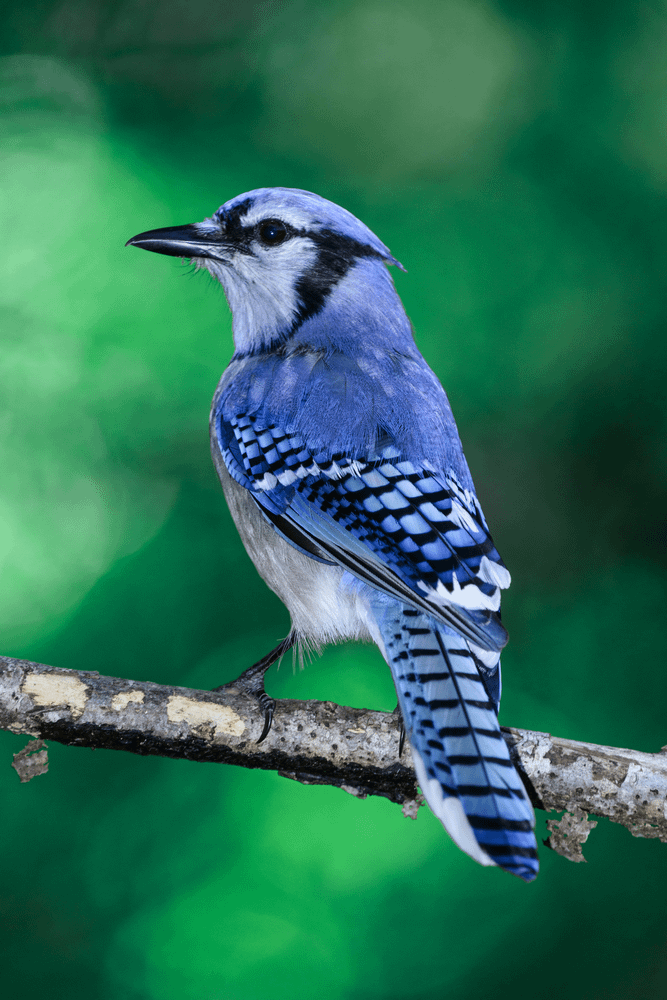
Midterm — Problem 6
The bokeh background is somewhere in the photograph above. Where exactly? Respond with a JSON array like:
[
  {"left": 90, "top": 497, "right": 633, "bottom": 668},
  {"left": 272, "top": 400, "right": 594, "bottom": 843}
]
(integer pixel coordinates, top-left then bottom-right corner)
[{"left": 2, "top": 1, "right": 667, "bottom": 997}]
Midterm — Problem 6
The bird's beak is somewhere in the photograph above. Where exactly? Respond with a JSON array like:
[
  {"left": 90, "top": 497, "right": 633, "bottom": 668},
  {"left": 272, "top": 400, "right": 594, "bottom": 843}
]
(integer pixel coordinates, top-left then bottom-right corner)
[{"left": 125, "top": 224, "right": 225, "bottom": 259}]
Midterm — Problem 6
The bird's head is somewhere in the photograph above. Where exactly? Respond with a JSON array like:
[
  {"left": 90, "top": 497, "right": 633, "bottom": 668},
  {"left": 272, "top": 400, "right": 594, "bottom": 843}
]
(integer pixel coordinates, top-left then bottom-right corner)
[{"left": 127, "top": 187, "right": 404, "bottom": 354}]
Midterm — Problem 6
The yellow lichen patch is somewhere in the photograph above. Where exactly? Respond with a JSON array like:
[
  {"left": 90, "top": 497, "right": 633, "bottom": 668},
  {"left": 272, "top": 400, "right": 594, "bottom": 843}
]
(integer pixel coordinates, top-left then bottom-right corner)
[
  {"left": 111, "top": 690, "right": 145, "bottom": 711},
  {"left": 22, "top": 673, "right": 89, "bottom": 720},
  {"left": 166, "top": 695, "right": 245, "bottom": 739}
]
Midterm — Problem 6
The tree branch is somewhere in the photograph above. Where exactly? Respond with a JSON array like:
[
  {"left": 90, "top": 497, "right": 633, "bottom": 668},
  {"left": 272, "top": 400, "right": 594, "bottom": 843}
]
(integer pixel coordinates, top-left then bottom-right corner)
[{"left": 2, "top": 655, "right": 666, "bottom": 861}]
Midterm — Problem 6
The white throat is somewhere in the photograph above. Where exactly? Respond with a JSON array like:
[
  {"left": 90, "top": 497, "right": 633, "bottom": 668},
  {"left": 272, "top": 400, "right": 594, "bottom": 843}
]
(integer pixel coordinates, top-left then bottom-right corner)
[{"left": 201, "top": 237, "right": 318, "bottom": 353}]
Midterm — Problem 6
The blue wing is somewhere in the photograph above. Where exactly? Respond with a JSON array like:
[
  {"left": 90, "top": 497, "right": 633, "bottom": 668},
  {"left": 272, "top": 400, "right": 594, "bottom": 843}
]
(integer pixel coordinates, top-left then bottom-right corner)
[{"left": 215, "top": 411, "right": 511, "bottom": 654}]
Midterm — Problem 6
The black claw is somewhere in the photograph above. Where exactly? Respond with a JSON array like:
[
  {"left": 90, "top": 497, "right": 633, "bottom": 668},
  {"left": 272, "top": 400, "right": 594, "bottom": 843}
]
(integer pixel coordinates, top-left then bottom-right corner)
[
  {"left": 392, "top": 702, "right": 406, "bottom": 757},
  {"left": 212, "top": 634, "right": 294, "bottom": 743},
  {"left": 256, "top": 695, "right": 275, "bottom": 745}
]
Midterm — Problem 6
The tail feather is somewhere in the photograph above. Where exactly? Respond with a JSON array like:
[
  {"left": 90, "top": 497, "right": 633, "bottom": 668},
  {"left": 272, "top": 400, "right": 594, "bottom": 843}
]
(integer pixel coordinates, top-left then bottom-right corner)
[{"left": 372, "top": 599, "right": 539, "bottom": 881}]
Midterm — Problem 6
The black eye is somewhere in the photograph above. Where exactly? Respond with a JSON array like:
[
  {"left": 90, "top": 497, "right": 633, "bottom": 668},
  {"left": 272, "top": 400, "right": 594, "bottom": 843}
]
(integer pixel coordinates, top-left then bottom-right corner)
[{"left": 258, "top": 219, "right": 288, "bottom": 246}]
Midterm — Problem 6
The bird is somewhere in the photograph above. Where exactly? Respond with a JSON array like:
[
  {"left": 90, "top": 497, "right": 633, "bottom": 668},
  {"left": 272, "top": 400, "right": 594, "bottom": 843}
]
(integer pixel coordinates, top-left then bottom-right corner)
[{"left": 127, "top": 187, "right": 539, "bottom": 882}]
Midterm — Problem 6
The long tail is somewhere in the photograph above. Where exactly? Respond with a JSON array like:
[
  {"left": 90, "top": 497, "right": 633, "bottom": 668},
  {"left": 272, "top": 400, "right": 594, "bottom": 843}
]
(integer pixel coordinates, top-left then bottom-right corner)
[{"left": 371, "top": 598, "right": 539, "bottom": 882}]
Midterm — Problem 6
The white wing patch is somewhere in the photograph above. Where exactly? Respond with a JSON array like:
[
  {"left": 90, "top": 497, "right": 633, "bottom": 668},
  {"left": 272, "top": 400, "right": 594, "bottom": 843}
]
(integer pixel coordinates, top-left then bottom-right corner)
[{"left": 417, "top": 576, "right": 502, "bottom": 613}]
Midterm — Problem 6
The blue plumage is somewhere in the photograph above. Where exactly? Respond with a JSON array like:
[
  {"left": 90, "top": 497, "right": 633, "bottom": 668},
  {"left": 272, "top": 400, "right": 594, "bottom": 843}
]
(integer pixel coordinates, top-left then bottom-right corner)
[{"left": 127, "top": 187, "right": 539, "bottom": 881}]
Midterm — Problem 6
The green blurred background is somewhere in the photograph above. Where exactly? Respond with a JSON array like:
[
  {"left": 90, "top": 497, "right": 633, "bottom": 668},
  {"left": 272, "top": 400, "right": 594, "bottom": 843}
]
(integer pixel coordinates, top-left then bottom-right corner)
[{"left": 1, "top": 1, "right": 667, "bottom": 997}]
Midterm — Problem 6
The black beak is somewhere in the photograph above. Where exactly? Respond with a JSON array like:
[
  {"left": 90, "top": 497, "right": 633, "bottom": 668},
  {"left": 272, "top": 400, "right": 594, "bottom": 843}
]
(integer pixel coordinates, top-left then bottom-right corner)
[{"left": 125, "top": 224, "right": 224, "bottom": 259}]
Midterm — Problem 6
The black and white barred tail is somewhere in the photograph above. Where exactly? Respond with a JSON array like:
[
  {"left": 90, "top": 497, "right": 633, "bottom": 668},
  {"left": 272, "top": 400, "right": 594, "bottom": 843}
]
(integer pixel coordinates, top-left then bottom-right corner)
[{"left": 371, "top": 598, "right": 539, "bottom": 881}]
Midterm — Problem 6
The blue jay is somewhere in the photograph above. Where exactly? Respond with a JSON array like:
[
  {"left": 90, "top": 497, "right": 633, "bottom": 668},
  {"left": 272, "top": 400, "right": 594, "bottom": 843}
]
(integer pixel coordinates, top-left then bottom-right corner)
[{"left": 127, "top": 188, "right": 538, "bottom": 881}]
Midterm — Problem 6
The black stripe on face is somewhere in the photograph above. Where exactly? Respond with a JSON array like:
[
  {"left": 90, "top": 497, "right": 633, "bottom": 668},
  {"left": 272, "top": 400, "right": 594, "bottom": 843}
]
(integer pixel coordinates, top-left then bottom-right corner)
[
  {"left": 216, "top": 203, "right": 385, "bottom": 328},
  {"left": 292, "top": 230, "right": 384, "bottom": 330},
  {"left": 213, "top": 199, "right": 255, "bottom": 254}
]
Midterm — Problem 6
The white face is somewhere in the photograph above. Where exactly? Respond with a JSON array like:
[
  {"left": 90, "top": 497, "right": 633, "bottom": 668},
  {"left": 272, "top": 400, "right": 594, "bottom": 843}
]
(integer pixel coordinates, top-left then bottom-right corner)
[{"left": 197, "top": 214, "right": 320, "bottom": 353}]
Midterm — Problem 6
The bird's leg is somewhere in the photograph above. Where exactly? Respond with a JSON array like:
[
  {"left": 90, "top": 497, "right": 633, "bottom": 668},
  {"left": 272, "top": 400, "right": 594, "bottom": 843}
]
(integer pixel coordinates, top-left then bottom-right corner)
[
  {"left": 393, "top": 702, "right": 406, "bottom": 757},
  {"left": 212, "top": 634, "right": 295, "bottom": 744}
]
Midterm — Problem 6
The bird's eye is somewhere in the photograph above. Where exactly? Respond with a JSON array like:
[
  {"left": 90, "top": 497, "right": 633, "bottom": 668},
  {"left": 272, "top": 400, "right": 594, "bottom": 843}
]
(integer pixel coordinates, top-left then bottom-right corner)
[{"left": 258, "top": 220, "right": 288, "bottom": 246}]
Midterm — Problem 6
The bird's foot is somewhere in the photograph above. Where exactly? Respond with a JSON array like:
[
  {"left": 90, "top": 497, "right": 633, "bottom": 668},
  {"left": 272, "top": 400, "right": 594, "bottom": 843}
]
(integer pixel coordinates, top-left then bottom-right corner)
[
  {"left": 392, "top": 702, "right": 406, "bottom": 757},
  {"left": 212, "top": 635, "right": 294, "bottom": 744}
]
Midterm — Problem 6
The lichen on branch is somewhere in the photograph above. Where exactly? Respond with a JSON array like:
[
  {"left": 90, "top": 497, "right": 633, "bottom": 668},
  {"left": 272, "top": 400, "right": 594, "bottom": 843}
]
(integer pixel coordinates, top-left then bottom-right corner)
[{"left": 2, "top": 655, "right": 666, "bottom": 862}]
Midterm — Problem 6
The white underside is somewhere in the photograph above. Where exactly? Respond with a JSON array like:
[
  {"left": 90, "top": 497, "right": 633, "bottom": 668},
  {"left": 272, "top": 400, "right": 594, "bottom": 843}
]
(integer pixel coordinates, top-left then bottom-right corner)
[{"left": 217, "top": 463, "right": 376, "bottom": 647}]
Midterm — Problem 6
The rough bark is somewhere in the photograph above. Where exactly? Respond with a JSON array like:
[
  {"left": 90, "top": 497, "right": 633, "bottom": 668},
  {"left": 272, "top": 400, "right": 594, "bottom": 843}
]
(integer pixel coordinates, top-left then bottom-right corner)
[{"left": 1, "top": 655, "right": 666, "bottom": 861}]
